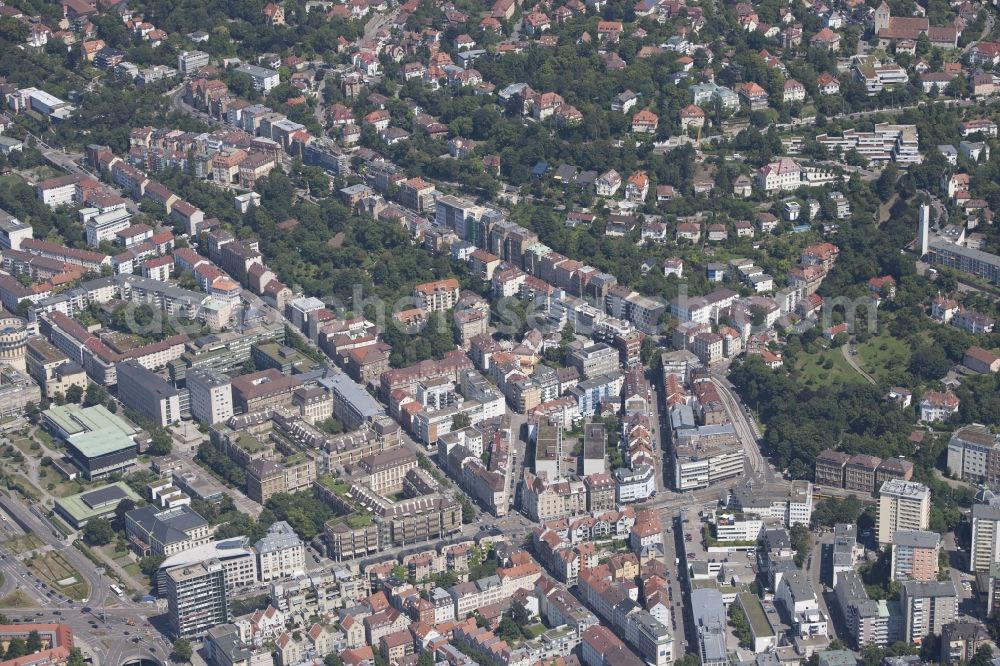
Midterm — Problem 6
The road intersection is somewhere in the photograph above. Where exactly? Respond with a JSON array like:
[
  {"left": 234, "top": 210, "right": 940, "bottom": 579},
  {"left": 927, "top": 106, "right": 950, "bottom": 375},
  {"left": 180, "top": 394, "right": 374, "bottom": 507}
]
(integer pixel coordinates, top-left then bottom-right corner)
[{"left": 0, "top": 492, "right": 166, "bottom": 666}]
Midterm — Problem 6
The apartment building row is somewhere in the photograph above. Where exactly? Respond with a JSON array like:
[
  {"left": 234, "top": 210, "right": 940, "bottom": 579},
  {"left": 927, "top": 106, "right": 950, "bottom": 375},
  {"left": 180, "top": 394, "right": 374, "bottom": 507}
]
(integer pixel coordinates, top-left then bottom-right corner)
[
  {"left": 577, "top": 565, "right": 673, "bottom": 666},
  {"left": 322, "top": 476, "right": 463, "bottom": 561},
  {"left": 437, "top": 419, "right": 514, "bottom": 517},
  {"left": 814, "top": 449, "right": 915, "bottom": 494},
  {"left": 39, "top": 310, "right": 188, "bottom": 386}
]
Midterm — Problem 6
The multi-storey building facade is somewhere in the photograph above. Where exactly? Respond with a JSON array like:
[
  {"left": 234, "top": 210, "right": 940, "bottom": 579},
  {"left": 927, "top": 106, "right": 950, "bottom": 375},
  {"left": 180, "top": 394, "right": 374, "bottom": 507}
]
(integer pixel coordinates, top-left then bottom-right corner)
[
  {"left": 246, "top": 457, "right": 317, "bottom": 504},
  {"left": 186, "top": 367, "right": 233, "bottom": 425},
  {"left": 116, "top": 360, "right": 180, "bottom": 427},
  {"left": 890, "top": 530, "right": 940, "bottom": 581},
  {"left": 834, "top": 570, "right": 898, "bottom": 648},
  {"left": 815, "top": 449, "right": 851, "bottom": 488},
  {"left": 947, "top": 424, "right": 1000, "bottom": 484},
  {"left": 166, "top": 559, "right": 229, "bottom": 638},
  {"left": 357, "top": 448, "right": 418, "bottom": 494},
  {"left": 900, "top": 580, "right": 957, "bottom": 644},
  {"left": 522, "top": 471, "right": 587, "bottom": 522},
  {"left": 877, "top": 480, "right": 931, "bottom": 548},
  {"left": 845, "top": 454, "right": 882, "bottom": 494},
  {"left": 970, "top": 503, "right": 1000, "bottom": 573},
  {"left": 255, "top": 520, "right": 305, "bottom": 581},
  {"left": 413, "top": 278, "right": 460, "bottom": 312},
  {"left": 25, "top": 337, "right": 87, "bottom": 400}
]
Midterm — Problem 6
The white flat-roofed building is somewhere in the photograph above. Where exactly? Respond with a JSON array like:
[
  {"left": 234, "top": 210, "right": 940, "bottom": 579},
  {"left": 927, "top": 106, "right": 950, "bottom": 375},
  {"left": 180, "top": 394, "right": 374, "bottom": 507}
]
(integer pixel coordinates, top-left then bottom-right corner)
[
  {"left": 691, "top": 588, "right": 728, "bottom": 666},
  {"left": 674, "top": 425, "right": 744, "bottom": 491},
  {"left": 187, "top": 367, "right": 233, "bottom": 425},
  {"left": 816, "top": 123, "right": 921, "bottom": 164},
  {"left": 6, "top": 87, "right": 73, "bottom": 119},
  {"left": 728, "top": 480, "right": 813, "bottom": 527},
  {"left": 568, "top": 342, "right": 619, "bottom": 378},
  {"left": 236, "top": 64, "right": 280, "bottom": 92},
  {"left": 928, "top": 238, "right": 1000, "bottom": 286},
  {"left": 776, "top": 569, "right": 818, "bottom": 623},
  {"left": 157, "top": 537, "right": 258, "bottom": 594},
  {"left": 614, "top": 464, "right": 655, "bottom": 503},
  {"left": 82, "top": 207, "right": 132, "bottom": 247},
  {"left": 713, "top": 512, "right": 763, "bottom": 542},
  {"left": 0, "top": 210, "right": 33, "bottom": 251},
  {"left": 177, "top": 50, "right": 209, "bottom": 74}
]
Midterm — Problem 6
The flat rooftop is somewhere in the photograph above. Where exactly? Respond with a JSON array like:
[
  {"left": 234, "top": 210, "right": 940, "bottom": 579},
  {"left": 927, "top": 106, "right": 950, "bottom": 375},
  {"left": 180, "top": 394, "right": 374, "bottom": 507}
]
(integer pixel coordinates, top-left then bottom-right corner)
[
  {"left": 55, "top": 482, "right": 141, "bottom": 523},
  {"left": 43, "top": 404, "right": 140, "bottom": 458},
  {"left": 535, "top": 419, "right": 560, "bottom": 462},
  {"left": 738, "top": 592, "right": 775, "bottom": 638},
  {"left": 583, "top": 422, "right": 605, "bottom": 459}
]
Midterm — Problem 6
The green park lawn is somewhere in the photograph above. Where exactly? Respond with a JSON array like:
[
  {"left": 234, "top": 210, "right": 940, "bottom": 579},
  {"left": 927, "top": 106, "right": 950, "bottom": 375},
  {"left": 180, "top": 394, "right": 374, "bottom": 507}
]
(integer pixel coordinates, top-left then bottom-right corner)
[
  {"left": 792, "top": 346, "right": 865, "bottom": 389},
  {"left": 855, "top": 333, "right": 912, "bottom": 384}
]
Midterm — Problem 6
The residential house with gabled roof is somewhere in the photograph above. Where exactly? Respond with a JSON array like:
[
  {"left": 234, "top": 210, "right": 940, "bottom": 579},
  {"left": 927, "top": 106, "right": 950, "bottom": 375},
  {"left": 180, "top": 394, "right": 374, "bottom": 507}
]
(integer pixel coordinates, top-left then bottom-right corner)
[
  {"left": 612, "top": 90, "right": 638, "bottom": 113},
  {"left": 868, "top": 275, "right": 896, "bottom": 301},
  {"left": 597, "top": 20, "right": 624, "bottom": 42},
  {"left": 783, "top": 79, "right": 806, "bottom": 103},
  {"left": 734, "top": 220, "right": 754, "bottom": 237},
  {"left": 969, "top": 41, "right": 1000, "bottom": 66},
  {"left": 363, "top": 109, "right": 390, "bottom": 131},
  {"left": 707, "top": 224, "right": 727, "bottom": 242},
  {"left": 480, "top": 16, "right": 502, "bottom": 33},
  {"left": 802, "top": 242, "right": 840, "bottom": 270},
  {"left": 817, "top": 72, "right": 841, "bottom": 95},
  {"left": 595, "top": 170, "right": 622, "bottom": 197},
  {"left": 733, "top": 175, "right": 753, "bottom": 198},
  {"left": 492, "top": 0, "right": 515, "bottom": 19},
  {"left": 262, "top": 3, "right": 285, "bottom": 25},
  {"left": 632, "top": 109, "right": 659, "bottom": 134},
  {"left": 27, "top": 23, "right": 52, "bottom": 47},
  {"left": 532, "top": 92, "right": 564, "bottom": 120},
  {"left": 964, "top": 346, "right": 1000, "bottom": 374},
  {"left": 811, "top": 27, "right": 841, "bottom": 51},
  {"left": 364, "top": 608, "right": 410, "bottom": 646},
  {"left": 523, "top": 11, "right": 551, "bottom": 34},
  {"left": 676, "top": 222, "right": 700, "bottom": 242},
  {"left": 625, "top": 172, "right": 649, "bottom": 202},
  {"left": 739, "top": 82, "right": 769, "bottom": 110},
  {"left": 557, "top": 105, "right": 584, "bottom": 126},
  {"left": 920, "top": 390, "right": 959, "bottom": 422}
]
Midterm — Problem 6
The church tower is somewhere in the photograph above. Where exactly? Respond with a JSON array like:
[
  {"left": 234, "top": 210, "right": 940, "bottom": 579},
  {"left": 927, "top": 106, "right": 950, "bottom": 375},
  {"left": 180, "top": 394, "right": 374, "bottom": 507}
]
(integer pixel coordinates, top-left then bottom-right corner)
[{"left": 874, "top": 1, "right": 891, "bottom": 34}]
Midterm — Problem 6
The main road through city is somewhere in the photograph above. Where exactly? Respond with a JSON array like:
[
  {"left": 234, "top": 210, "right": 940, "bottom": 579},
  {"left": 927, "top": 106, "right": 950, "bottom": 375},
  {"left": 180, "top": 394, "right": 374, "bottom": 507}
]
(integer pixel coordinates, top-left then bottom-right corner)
[{"left": 0, "top": 492, "right": 167, "bottom": 666}]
